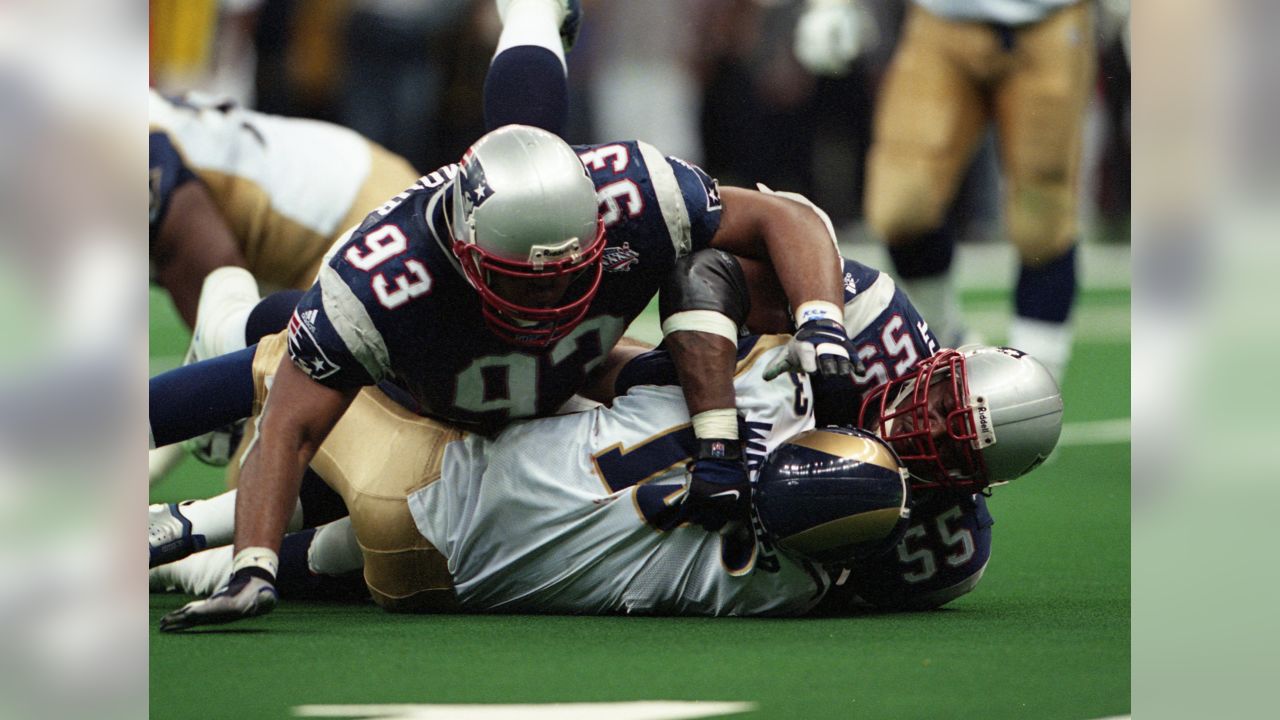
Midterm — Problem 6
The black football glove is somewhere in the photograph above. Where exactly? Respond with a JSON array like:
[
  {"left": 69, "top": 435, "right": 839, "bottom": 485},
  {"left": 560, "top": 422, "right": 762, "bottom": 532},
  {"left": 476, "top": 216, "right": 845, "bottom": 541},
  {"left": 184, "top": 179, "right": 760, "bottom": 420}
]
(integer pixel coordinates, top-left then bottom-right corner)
[
  {"left": 682, "top": 440, "right": 751, "bottom": 532},
  {"left": 159, "top": 567, "right": 278, "bottom": 633},
  {"left": 763, "top": 317, "right": 856, "bottom": 381}
]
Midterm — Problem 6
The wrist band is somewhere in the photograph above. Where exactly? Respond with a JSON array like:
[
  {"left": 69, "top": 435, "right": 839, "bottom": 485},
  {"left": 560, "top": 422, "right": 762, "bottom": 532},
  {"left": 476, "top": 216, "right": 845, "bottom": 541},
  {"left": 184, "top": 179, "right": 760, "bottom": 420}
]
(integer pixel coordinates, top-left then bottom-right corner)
[
  {"left": 795, "top": 300, "right": 844, "bottom": 326},
  {"left": 692, "top": 408, "right": 739, "bottom": 440},
  {"left": 232, "top": 546, "right": 279, "bottom": 580}
]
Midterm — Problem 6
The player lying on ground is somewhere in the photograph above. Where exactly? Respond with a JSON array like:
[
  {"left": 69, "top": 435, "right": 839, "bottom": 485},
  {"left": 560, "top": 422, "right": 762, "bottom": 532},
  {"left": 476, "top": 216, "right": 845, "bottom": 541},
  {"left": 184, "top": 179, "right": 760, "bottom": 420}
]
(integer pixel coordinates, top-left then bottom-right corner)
[{"left": 150, "top": 250, "right": 1063, "bottom": 627}]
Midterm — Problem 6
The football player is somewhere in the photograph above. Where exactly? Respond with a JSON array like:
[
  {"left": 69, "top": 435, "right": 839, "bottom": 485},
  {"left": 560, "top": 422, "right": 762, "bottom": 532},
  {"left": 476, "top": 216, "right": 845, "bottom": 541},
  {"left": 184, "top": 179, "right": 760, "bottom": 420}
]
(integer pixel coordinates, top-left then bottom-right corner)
[
  {"left": 147, "top": 0, "right": 584, "bottom": 481},
  {"left": 151, "top": 334, "right": 1061, "bottom": 622},
  {"left": 795, "top": 0, "right": 1097, "bottom": 382},
  {"left": 150, "top": 246, "right": 1062, "bottom": 625}
]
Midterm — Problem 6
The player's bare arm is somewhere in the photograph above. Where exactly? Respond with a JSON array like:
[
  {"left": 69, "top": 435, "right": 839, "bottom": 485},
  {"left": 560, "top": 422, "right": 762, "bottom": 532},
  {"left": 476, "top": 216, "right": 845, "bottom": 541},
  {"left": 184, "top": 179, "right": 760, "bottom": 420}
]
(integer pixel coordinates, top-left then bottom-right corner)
[
  {"left": 234, "top": 355, "right": 357, "bottom": 557},
  {"left": 675, "top": 186, "right": 848, "bottom": 414},
  {"left": 151, "top": 180, "right": 248, "bottom": 326}
]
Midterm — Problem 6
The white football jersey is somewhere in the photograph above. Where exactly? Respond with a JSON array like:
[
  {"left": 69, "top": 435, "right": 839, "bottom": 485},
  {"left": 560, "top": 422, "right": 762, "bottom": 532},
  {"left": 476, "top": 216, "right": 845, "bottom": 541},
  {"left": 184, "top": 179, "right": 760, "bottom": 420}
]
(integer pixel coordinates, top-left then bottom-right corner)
[
  {"left": 407, "top": 337, "right": 830, "bottom": 616},
  {"left": 149, "top": 90, "right": 373, "bottom": 245}
]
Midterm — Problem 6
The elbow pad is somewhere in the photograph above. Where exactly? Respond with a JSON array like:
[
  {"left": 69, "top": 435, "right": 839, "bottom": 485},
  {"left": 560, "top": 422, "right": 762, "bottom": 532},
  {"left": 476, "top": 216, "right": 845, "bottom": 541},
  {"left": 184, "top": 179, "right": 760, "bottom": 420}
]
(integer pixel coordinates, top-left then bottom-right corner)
[{"left": 659, "top": 249, "right": 750, "bottom": 343}]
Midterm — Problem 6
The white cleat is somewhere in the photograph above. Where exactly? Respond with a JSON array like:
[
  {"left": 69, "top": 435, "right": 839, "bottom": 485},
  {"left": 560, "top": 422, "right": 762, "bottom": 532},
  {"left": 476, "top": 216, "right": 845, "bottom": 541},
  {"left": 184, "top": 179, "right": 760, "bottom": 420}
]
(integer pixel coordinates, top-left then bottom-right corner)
[
  {"left": 149, "top": 502, "right": 207, "bottom": 568},
  {"left": 496, "top": 0, "right": 582, "bottom": 52}
]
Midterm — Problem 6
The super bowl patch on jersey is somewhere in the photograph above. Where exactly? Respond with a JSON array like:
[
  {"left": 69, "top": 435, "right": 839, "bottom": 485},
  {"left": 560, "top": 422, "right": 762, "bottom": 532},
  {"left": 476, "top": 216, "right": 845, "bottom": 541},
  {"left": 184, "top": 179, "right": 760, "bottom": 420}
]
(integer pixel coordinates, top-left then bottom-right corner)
[{"left": 602, "top": 242, "right": 640, "bottom": 272}]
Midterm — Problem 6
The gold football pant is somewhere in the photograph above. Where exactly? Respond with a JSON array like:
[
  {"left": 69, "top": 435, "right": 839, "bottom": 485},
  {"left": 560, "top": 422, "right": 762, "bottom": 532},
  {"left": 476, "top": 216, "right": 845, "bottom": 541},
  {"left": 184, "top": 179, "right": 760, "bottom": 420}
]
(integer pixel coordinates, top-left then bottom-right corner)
[
  {"left": 864, "top": 2, "right": 1096, "bottom": 266},
  {"left": 248, "top": 330, "right": 463, "bottom": 612}
]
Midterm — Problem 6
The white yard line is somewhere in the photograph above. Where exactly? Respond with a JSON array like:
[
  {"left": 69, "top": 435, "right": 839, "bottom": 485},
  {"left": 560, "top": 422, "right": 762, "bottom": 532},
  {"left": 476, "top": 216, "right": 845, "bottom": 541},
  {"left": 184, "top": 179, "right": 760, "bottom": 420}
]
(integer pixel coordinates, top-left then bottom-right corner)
[
  {"left": 293, "top": 702, "right": 757, "bottom": 720},
  {"left": 1060, "top": 418, "right": 1131, "bottom": 446}
]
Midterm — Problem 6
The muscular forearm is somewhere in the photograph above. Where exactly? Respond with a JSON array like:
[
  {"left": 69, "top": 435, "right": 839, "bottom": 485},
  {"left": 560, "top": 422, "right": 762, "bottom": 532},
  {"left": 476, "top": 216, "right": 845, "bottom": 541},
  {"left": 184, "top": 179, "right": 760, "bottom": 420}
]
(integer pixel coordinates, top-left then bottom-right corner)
[
  {"left": 757, "top": 201, "right": 844, "bottom": 322},
  {"left": 666, "top": 331, "right": 737, "bottom": 419},
  {"left": 232, "top": 356, "right": 356, "bottom": 556}
]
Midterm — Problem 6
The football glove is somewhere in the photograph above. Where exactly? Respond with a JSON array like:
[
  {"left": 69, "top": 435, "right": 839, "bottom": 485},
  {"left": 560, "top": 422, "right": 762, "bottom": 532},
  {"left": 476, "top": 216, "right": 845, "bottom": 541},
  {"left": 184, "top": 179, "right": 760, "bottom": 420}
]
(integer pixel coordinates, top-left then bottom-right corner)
[
  {"left": 682, "top": 440, "right": 750, "bottom": 533},
  {"left": 763, "top": 317, "right": 857, "bottom": 381},
  {"left": 158, "top": 567, "right": 278, "bottom": 633},
  {"left": 794, "top": 0, "right": 864, "bottom": 78}
]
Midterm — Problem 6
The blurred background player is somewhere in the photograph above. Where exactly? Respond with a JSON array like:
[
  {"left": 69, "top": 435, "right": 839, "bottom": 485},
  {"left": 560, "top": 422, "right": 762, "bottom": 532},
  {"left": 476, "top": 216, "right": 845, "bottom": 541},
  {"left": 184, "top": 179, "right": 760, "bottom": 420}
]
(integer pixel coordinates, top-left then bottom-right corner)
[
  {"left": 795, "top": 0, "right": 1098, "bottom": 382},
  {"left": 149, "top": 89, "right": 420, "bottom": 333}
]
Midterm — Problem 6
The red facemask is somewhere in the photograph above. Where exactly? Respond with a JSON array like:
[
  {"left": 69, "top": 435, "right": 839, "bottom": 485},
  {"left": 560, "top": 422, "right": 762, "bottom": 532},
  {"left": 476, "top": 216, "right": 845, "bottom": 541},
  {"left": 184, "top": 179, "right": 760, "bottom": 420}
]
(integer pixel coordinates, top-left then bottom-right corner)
[
  {"left": 453, "top": 217, "right": 607, "bottom": 348},
  {"left": 858, "top": 349, "right": 991, "bottom": 491}
]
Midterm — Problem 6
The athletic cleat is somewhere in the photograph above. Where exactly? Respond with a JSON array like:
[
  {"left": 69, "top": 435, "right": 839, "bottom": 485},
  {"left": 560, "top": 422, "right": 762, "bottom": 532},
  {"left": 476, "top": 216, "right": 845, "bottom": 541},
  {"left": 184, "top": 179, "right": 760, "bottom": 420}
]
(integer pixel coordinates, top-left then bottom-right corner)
[
  {"left": 496, "top": 0, "right": 582, "bottom": 53},
  {"left": 559, "top": 0, "right": 582, "bottom": 53},
  {"left": 149, "top": 503, "right": 207, "bottom": 568}
]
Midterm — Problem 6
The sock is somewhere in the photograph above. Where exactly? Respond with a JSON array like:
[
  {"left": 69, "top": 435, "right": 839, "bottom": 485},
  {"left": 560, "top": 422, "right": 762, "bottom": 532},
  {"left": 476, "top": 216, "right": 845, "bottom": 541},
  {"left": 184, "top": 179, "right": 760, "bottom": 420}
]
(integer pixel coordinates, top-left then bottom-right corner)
[
  {"left": 273, "top": 524, "right": 369, "bottom": 601},
  {"left": 149, "top": 345, "right": 257, "bottom": 446},
  {"left": 150, "top": 545, "right": 233, "bottom": 597},
  {"left": 898, "top": 273, "right": 967, "bottom": 349},
  {"left": 245, "top": 289, "right": 305, "bottom": 344},
  {"left": 886, "top": 228, "right": 966, "bottom": 347},
  {"left": 1015, "top": 245, "right": 1077, "bottom": 323},
  {"left": 495, "top": 0, "right": 567, "bottom": 67},
  {"left": 886, "top": 227, "right": 956, "bottom": 278},
  {"left": 166, "top": 489, "right": 303, "bottom": 554},
  {"left": 192, "top": 266, "right": 260, "bottom": 361},
  {"left": 484, "top": 46, "right": 569, "bottom": 136},
  {"left": 1008, "top": 316, "right": 1072, "bottom": 384},
  {"left": 307, "top": 518, "right": 365, "bottom": 576}
]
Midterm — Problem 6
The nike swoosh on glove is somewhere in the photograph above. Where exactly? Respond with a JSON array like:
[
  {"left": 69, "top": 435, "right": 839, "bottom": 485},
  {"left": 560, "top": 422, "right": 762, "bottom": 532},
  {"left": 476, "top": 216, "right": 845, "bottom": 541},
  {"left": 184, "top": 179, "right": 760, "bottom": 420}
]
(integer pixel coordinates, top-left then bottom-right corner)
[
  {"left": 159, "top": 568, "right": 278, "bottom": 632},
  {"left": 763, "top": 318, "right": 856, "bottom": 381},
  {"left": 683, "top": 457, "right": 750, "bottom": 533}
]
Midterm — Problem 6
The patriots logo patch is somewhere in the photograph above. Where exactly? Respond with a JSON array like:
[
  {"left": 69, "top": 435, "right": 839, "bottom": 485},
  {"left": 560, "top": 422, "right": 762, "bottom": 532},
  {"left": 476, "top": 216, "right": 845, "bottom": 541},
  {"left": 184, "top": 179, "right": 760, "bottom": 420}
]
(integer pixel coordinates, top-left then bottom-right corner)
[
  {"left": 668, "top": 156, "right": 722, "bottom": 211},
  {"left": 287, "top": 310, "right": 341, "bottom": 380},
  {"left": 458, "top": 149, "right": 493, "bottom": 210},
  {"left": 602, "top": 242, "right": 640, "bottom": 272}
]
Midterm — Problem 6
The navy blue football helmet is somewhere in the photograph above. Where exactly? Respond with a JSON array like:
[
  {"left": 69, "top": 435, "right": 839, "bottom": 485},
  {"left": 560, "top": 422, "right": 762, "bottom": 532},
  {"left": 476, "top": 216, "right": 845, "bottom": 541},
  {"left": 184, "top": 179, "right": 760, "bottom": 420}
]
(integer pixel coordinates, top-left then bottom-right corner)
[{"left": 754, "top": 427, "right": 911, "bottom": 566}]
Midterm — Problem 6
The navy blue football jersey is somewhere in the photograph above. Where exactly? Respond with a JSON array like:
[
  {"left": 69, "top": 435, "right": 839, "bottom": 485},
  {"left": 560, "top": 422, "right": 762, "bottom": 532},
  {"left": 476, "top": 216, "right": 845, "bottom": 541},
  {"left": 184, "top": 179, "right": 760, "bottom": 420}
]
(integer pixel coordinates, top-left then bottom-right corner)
[
  {"left": 288, "top": 140, "right": 722, "bottom": 433},
  {"left": 826, "top": 493, "right": 994, "bottom": 611},
  {"left": 807, "top": 258, "right": 940, "bottom": 426}
]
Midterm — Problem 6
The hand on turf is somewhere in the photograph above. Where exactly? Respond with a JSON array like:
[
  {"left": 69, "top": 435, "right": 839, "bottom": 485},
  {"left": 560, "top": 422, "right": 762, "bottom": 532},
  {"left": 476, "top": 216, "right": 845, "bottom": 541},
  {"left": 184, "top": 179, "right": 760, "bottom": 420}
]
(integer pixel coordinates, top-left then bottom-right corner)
[
  {"left": 159, "top": 568, "right": 278, "bottom": 632},
  {"left": 683, "top": 455, "right": 750, "bottom": 533},
  {"left": 763, "top": 318, "right": 856, "bottom": 381}
]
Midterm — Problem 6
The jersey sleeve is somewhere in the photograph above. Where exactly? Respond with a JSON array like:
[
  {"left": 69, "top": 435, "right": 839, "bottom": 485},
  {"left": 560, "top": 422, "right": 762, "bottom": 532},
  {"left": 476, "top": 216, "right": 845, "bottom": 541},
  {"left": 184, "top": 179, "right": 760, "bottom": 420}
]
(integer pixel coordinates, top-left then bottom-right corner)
[
  {"left": 285, "top": 283, "right": 377, "bottom": 390},
  {"left": 148, "top": 131, "right": 197, "bottom": 243},
  {"left": 836, "top": 493, "right": 994, "bottom": 611},
  {"left": 660, "top": 152, "right": 723, "bottom": 255}
]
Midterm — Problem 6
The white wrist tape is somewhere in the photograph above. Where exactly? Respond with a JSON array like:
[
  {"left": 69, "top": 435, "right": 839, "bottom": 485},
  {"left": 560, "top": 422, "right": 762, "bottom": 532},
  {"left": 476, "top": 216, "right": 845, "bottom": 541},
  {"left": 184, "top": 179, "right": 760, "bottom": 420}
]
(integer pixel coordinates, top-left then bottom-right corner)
[
  {"left": 795, "top": 300, "right": 844, "bottom": 326},
  {"left": 661, "top": 310, "right": 739, "bottom": 344},
  {"left": 232, "top": 546, "right": 279, "bottom": 579},
  {"left": 692, "top": 408, "right": 739, "bottom": 440}
]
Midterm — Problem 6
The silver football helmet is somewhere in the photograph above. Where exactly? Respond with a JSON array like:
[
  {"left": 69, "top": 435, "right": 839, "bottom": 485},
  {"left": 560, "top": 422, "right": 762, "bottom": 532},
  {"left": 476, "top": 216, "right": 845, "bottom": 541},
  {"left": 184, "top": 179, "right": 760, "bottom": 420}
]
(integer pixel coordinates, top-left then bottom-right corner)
[
  {"left": 450, "top": 124, "right": 606, "bottom": 346},
  {"left": 859, "top": 345, "right": 1064, "bottom": 492}
]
